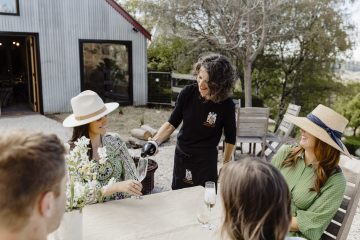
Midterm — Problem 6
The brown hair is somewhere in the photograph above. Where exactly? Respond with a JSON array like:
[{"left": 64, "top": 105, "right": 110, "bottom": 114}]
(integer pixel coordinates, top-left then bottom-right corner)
[
  {"left": 220, "top": 158, "right": 291, "bottom": 240},
  {"left": 282, "top": 139, "right": 340, "bottom": 194},
  {"left": 0, "top": 130, "right": 66, "bottom": 231},
  {"left": 193, "top": 53, "right": 236, "bottom": 103},
  {"left": 70, "top": 124, "right": 93, "bottom": 158}
]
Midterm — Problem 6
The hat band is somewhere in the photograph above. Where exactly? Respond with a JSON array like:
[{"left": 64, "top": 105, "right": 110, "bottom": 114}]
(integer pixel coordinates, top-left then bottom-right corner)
[
  {"left": 306, "top": 113, "right": 344, "bottom": 150},
  {"left": 75, "top": 106, "right": 107, "bottom": 121}
]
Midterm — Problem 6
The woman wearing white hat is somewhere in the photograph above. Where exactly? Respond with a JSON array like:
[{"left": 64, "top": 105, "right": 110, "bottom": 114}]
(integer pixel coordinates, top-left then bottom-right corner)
[
  {"left": 63, "top": 90, "right": 142, "bottom": 201},
  {"left": 271, "top": 104, "right": 351, "bottom": 240}
]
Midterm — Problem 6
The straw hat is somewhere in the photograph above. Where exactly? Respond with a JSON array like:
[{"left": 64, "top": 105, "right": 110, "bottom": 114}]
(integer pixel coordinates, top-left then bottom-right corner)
[
  {"left": 63, "top": 90, "right": 119, "bottom": 127},
  {"left": 284, "top": 104, "right": 351, "bottom": 157}
]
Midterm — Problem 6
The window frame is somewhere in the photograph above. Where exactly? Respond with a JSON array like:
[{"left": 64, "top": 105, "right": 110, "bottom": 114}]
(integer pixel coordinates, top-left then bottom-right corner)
[{"left": 79, "top": 39, "right": 133, "bottom": 105}]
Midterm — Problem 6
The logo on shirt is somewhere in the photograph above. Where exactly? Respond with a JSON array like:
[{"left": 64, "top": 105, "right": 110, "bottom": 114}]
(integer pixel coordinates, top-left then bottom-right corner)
[{"left": 203, "top": 112, "right": 217, "bottom": 127}]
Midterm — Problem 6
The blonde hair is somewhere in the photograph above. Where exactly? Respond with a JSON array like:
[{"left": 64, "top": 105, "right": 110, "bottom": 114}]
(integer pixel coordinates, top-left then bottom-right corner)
[{"left": 220, "top": 158, "right": 291, "bottom": 240}]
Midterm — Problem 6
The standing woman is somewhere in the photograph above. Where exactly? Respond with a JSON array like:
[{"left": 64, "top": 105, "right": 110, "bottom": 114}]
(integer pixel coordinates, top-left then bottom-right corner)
[
  {"left": 63, "top": 90, "right": 142, "bottom": 202},
  {"left": 271, "top": 104, "right": 351, "bottom": 240},
  {"left": 147, "top": 53, "right": 236, "bottom": 190}
]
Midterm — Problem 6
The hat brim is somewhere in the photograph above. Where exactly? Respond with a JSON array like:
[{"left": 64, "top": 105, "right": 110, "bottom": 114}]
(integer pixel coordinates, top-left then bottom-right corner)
[
  {"left": 285, "top": 114, "right": 351, "bottom": 158},
  {"left": 63, "top": 102, "right": 119, "bottom": 128}
]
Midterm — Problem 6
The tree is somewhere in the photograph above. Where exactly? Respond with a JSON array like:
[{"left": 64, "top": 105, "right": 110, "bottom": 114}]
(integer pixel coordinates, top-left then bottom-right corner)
[
  {"left": 253, "top": 0, "right": 353, "bottom": 123},
  {"left": 119, "top": 0, "right": 354, "bottom": 114},
  {"left": 147, "top": 36, "right": 196, "bottom": 72},
  {"left": 120, "top": 0, "right": 286, "bottom": 106},
  {"left": 341, "top": 93, "right": 360, "bottom": 136},
  {"left": 336, "top": 83, "right": 360, "bottom": 136}
]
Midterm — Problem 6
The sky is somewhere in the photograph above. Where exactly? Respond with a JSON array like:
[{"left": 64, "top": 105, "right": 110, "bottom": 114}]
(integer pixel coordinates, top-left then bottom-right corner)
[
  {"left": 0, "top": 0, "right": 16, "bottom": 13},
  {"left": 350, "top": 1, "right": 360, "bottom": 61}
]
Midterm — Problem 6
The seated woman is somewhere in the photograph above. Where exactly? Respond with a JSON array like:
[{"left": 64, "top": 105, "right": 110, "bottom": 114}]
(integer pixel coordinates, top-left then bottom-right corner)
[
  {"left": 63, "top": 90, "right": 142, "bottom": 201},
  {"left": 271, "top": 104, "right": 350, "bottom": 240},
  {"left": 220, "top": 157, "right": 302, "bottom": 240}
]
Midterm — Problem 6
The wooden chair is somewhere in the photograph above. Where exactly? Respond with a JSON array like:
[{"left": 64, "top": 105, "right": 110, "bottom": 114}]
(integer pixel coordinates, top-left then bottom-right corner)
[
  {"left": 265, "top": 103, "right": 301, "bottom": 161},
  {"left": 235, "top": 103, "right": 269, "bottom": 158},
  {"left": 322, "top": 167, "right": 360, "bottom": 240}
]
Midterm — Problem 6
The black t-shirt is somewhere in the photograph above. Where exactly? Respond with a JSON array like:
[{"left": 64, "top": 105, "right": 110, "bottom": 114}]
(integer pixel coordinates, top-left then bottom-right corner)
[{"left": 168, "top": 84, "right": 236, "bottom": 154}]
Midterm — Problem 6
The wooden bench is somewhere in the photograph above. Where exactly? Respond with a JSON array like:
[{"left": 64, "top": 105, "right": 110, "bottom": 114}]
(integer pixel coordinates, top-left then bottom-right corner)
[{"left": 322, "top": 166, "right": 360, "bottom": 240}]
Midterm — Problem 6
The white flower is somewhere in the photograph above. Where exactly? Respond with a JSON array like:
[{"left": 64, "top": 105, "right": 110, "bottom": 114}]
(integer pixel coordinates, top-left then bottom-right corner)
[
  {"left": 98, "top": 147, "right": 108, "bottom": 164},
  {"left": 75, "top": 136, "right": 90, "bottom": 147},
  {"left": 65, "top": 137, "right": 114, "bottom": 211},
  {"left": 73, "top": 181, "right": 86, "bottom": 202}
]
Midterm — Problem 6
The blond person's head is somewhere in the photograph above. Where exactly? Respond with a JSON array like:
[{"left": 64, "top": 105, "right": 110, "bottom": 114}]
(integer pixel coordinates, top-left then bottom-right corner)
[
  {"left": 220, "top": 158, "right": 291, "bottom": 240},
  {"left": 0, "top": 130, "right": 66, "bottom": 234}
]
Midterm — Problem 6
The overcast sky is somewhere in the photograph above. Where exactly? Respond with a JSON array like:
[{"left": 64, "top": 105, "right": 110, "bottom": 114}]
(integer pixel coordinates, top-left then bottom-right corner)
[{"left": 349, "top": 1, "right": 360, "bottom": 61}]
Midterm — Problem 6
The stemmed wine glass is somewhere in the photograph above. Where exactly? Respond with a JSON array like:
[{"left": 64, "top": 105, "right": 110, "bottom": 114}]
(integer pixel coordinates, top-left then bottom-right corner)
[
  {"left": 135, "top": 157, "right": 148, "bottom": 199},
  {"left": 203, "top": 181, "right": 216, "bottom": 230}
]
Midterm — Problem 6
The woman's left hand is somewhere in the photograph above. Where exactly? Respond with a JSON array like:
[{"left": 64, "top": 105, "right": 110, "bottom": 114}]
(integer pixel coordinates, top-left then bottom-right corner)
[
  {"left": 102, "top": 180, "right": 143, "bottom": 197},
  {"left": 115, "top": 180, "right": 143, "bottom": 196}
]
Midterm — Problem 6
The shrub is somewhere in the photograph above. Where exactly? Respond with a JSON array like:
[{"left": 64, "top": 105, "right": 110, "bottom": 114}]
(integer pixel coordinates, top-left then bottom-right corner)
[
  {"left": 231, "top": 92, "right": 264, "bottom": 107},
  {"left": 343, "top": 136, "right": 360, "bottom": 156}
]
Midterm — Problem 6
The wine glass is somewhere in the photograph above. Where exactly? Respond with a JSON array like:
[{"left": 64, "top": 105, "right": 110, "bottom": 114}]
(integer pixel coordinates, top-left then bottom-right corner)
[
  {"left": 135, "top": 157, "right": 148, "bottom": 199},
  {"left": 203, "top": 181, "right": 216, "bottom": 230}
]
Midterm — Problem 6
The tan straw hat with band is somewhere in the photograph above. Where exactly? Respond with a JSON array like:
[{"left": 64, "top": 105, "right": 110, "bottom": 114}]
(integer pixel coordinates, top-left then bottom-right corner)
[
  {"left": 63, "top": 90, "right": 119, "bottom": 128},
  {"left": 284, "top": 104, "right": 351, "bottom": 157}
]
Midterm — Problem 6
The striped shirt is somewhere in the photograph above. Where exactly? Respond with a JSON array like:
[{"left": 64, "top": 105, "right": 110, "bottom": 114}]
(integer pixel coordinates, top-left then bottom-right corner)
[{"left": 272, "top": 145, "right": 346, "bottom": 240}]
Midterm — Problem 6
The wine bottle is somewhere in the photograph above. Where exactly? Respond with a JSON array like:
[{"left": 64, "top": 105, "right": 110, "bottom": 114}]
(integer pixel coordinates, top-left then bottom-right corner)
[{"left": 141, "top": 140, "right": 158, "bottom": 157}]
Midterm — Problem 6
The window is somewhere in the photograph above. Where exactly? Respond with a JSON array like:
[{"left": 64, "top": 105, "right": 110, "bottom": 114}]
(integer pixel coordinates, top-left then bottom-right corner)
[
  {"left": 80, "top": 40, "right": 132, "bottom": 104},
  {"left": 0, "top": 0, "right": 19, "bottom": 15}
]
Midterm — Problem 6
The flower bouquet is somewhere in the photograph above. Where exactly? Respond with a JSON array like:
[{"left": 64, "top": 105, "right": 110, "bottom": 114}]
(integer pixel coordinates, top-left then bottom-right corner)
[
  {"left": 49, "top": 136, "right": 115, "bottom": 240},
  {"left": 65, "top": 136, "right": 115, "bottom": 210}
]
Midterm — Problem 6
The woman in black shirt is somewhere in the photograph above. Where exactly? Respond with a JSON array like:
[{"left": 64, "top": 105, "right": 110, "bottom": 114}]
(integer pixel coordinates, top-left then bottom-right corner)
[{"left": 149, "top": 53, "right": 236, "bottom": 189}]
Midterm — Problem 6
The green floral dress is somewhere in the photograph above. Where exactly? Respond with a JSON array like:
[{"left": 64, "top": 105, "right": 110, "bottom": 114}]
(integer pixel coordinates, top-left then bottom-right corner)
[{"left": 96, "top": 133, "right": 138, "bottom": 201}]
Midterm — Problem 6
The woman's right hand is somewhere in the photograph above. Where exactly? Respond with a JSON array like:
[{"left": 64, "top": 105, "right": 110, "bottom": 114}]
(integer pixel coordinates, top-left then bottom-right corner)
[{"left": 114, "top": 180, "right": 143, "bottom": 196}]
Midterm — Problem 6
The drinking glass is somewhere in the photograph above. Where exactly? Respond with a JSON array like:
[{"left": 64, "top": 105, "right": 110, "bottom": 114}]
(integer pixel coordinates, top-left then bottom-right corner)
[
  {"left": 203, "top": 181, "right": 216, "bottom": 230},
  {"left": 135, "top": 157, "right": 148, "bottom": 199}
]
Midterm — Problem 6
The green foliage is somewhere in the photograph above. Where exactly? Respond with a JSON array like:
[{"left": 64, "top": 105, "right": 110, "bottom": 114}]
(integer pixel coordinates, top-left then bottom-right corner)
[
  {"left": 140, "top": 113, "right": 145, "bottom": 126},
  {"left": 231, "top": 92, "right": 264, "bottom": 107},
  {"left": 120, "top": 0, "right": 354, "bottom": 120},
  {"left": 148, "top": 36, "right": 195, "bottom": 73},
  {"left": 343, "top": 136, "right": 360, "bottom": 155},
  {"left": 337, "top": 93, "right": 360, "bottom": 136},
  {"left": 252, "top": 0, "right": 353, "bottom": 120}
]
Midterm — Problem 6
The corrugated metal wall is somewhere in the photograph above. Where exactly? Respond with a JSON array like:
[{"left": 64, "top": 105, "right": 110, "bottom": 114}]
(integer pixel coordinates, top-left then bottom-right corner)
[{"left": 0, "top": 0, "right": 148, "bottom": 113}]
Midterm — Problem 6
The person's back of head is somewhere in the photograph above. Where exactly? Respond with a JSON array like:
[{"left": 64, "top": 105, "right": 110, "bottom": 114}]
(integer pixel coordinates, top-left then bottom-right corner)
[
  {"left": 220, "top": 157, "right": 291, "bottom": 240},
  {"left": 0, "top": 130, "right": 66, "bottom": 240}
]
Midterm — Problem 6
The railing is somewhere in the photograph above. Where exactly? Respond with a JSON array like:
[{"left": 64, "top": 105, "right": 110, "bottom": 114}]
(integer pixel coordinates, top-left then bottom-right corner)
[
  {"left": 147, "top": 71, "right": 195, "bottom": 106},
  {"left": 170, "top": 73, "right": 195, "bottom": 106}
]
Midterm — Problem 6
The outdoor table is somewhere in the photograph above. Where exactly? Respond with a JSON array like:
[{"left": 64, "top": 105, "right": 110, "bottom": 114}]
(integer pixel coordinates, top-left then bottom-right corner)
[{"left": 83, "top": 186, "right": 222, "bottom": 240}]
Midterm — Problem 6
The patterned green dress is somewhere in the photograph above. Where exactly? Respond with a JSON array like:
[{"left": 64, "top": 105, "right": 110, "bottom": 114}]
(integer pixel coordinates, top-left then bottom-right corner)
[
  {"left": 272, "top": 145, "right": 346, "bottom": 240},
  {"left": 96, "top": 133, "right": 138, "bottom": 201}
]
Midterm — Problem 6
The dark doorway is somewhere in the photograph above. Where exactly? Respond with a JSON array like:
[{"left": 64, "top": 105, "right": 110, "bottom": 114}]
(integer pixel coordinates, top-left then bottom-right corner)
[{"left": 0, "top": 33, "right": 41, "bottom": 115}]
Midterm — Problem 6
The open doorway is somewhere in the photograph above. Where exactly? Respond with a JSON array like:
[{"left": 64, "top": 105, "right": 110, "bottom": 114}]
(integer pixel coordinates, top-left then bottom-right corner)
[{"left": 0, "top": 33, "right": 42, "bottom": 115}]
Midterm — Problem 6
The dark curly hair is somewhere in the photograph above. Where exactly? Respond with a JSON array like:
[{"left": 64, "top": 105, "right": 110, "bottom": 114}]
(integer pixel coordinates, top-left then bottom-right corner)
[{"left": 192, "top": 53, "right": 236, "bottom": 103}]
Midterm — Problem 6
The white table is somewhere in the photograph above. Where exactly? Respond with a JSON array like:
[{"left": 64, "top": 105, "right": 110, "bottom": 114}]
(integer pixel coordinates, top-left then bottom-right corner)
[{"left": 83, "top": 186, "right": 222, "bottom": 240}]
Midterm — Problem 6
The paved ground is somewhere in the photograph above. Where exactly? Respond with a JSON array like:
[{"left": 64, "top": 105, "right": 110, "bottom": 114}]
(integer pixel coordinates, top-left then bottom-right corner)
[{"left": 1, "top": 113, "right": 359, "bottom": 239}]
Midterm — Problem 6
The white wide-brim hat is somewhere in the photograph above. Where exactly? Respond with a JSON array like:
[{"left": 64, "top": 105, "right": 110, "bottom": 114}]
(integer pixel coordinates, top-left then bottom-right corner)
[
  {"left": 285, "top": 104, "right": 351, "bottom": 157},
  {"left": 63, "top": 90, "right": 119, "bottom": 128}
]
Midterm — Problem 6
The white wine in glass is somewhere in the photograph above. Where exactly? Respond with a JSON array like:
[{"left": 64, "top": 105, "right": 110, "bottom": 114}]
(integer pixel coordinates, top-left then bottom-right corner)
[
  {"left": 203, "top": 181, "right": 216, "bottom": 230},
  {"left": 135, "top": 157, "right": 148, "bottom": 199}
]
